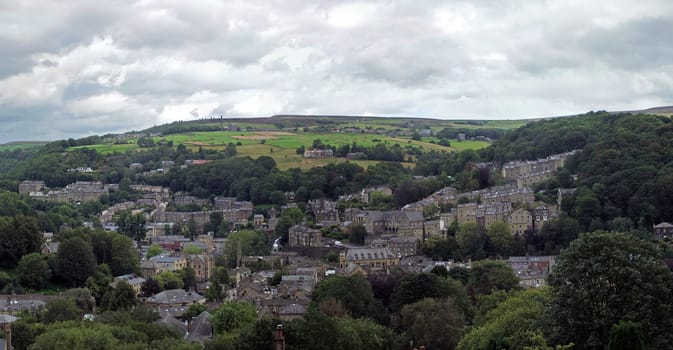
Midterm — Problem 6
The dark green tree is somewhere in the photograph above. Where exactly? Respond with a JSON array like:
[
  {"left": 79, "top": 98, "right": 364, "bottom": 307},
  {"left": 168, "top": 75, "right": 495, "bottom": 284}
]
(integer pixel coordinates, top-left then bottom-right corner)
[
  {"left": 211, "top": 301, "right": 257, "bottom": 334},
  {"left": 458, "top": 288, "right": 549, "bottom": 350},
  {"left": 16, "top": 252, "right": 50, "bottom": 290},
  {"left": 390, "top": 273, "right": 472, "bottom": 321},
  {"left": 311, "top": 274, "right": 386, "bottom": 322},
  {"left": 467, "top": 259, "right": 519, "bottom": 296},
  {"left": 56, "top": 237, "right": 97, "bottom": 286},
  {"left": 85, "top": 264, "right": 113, "bottom": 304},
  {"left": 456, "top": 222, "right": 487, "bottom": 260},
  {"left": 110, "top": 235, "right": 139, "bottom": 275},
  {"left": 0, "top": 214, "right": 42, "bottom": 268},
  {"left": 396, "top": 298, "right": 465, "bottom": 350},
  {"left": 607, "top": 321, "right": 645, "bottom": 350},
  {"left": 115, "top": 210, "right": 146, "bottom": 247},
  {"left": 103, "top": 280, "right": 138, "bottom": 311},
  {"left": 179, "top": 266, "right": 197, "bottom": 291},
  {"left": 546, "top": 232, "right": 673, "bottom": 349},
  {"left": 41, "top": 298, "right": 83, "bottom": 323},
  {"left": 348, "top": 223, "right": 367, "bottom": 244}
]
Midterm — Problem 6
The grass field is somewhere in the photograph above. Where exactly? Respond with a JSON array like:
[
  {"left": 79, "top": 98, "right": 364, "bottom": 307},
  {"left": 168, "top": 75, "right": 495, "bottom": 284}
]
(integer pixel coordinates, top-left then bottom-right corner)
[
  {"left": 67, "top": 123, "right": 494, "bottom": 169},
  {"left": 68, "top": 129, "right": 492, "bottom": 167}
]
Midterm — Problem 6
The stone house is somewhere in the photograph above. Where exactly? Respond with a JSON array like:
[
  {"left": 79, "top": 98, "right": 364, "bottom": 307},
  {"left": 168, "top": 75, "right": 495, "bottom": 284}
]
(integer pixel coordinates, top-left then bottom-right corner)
[
  {"left": 508, "top": 208, "right": 532, "bottom": 235},
  {"left": 532, "top": 206, "right": 551, "bottom": 232},
  {"left": 654, "top": 222, "right": 673, "bottom": 240},
  {"left": 307, "top": 199, "right": 340, "bottom": 225},
  {"left": 110, "top": 274, "right": 146, "bottom": 296},
  {"left": 141, "top": 255, "right": 187, "bottom": 279},
  {"left": 288, "top": 225, "right": 322, "bottom": 248},
  {"left": 186, "top": 254, "right": 213, "bottom": 283}
]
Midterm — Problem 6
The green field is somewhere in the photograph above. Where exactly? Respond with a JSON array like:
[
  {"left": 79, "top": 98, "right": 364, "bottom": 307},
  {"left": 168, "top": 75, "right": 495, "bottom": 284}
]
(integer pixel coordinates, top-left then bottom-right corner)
[
  {"left": 68, "top": 129, "right": 491, "bottom": 167},
  {"left": 70, "top": 143, "right": 140, "bottom": 155}
]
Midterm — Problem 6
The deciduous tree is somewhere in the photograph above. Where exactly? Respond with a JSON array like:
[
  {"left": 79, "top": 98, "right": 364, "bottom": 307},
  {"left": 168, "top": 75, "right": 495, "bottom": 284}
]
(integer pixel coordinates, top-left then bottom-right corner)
[{"left": 546, "top": 232, "right": 673, "bottom": 349}]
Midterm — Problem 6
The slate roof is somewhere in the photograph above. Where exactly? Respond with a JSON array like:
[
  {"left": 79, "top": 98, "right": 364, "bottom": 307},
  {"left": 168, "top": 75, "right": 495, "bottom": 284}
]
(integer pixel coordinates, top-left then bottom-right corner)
[
  {"left": 186, "top": 311, "right": 212, "bottom": 344},
  {"left": 148, "top": 289, "right": 205, "bottom": 305},
  {"left": 157, "top": 316, "right": 188, "bottom": 336},
  {"left": 279, "top": 303, "right": 307, "bottom": 316},
  {"left": 345, "top": 247, "right": 395, "bottom": 261}
]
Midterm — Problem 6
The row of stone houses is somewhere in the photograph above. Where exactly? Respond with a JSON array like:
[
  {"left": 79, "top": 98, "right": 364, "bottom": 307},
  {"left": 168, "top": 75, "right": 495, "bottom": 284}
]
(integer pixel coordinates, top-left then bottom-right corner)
[
  {"left": 502, "top": 151, "right": 577, "bottom": 188},
  {"left": 501, "top": 151, "right": 576, "bottom": 181},
  {"left": 303, "top": 148, "right": 334, "bottom": 158},
  {"left": 25, "top": 181, "right": 111, "bottom": 203},
  {"left": 447, "top": 201, "right": 554, "bottom": 234},
  {"left": 402, "top": 185, "right": 534, "bottom": 214}
]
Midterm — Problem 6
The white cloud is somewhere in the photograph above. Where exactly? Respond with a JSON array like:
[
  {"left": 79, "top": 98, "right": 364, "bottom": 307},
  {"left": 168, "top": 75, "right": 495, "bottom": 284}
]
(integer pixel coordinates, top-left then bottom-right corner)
[{"left": 1, "top": 0, "right": 673, "bottom": 142}]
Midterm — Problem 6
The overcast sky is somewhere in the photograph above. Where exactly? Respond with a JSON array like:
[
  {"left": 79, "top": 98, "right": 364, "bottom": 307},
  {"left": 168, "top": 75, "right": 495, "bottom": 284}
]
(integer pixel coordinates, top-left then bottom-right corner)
[{"left": 1, "top": 0, "right": 672, "bottom": 143}]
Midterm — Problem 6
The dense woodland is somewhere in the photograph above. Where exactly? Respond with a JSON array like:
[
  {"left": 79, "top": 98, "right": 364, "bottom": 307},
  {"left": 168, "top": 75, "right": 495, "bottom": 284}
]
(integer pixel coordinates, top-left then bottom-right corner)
[{"left": 1, "top": 112, "right": 673, "bottom": 349}]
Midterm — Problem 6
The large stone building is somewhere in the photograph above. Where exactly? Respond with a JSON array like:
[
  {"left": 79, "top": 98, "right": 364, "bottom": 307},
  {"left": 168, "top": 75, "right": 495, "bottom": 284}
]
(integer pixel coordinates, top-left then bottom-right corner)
[
  {"left": 18, "top": 180, "right": 45, "bottom": 194},
  {"left": 339, "top": 247, "right": 399, "bottom": 275},
  {"left": 475, "top": 202, "right": 512, "bottom": 228},
  {"left": 508, "top": 208, "right": 532, "bottom": 235},
  {"left": 344, "top": 209, "right": 424, "bottom": 241},
  {"left": 186, "top": 254, "right": 214, "bottom": 282},
  {"left": 288, "top": 225, "right": 322, "bottom": 247},
  {"left": 371, "top": 237, "right": 418, "bottom": 258},
  {"left": 307, "top": 199, "right": 340, "bottom": 225}
]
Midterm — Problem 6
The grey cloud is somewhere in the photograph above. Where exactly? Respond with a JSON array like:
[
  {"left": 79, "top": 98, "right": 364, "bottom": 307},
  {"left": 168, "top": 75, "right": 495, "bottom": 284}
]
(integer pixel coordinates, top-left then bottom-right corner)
[{"left": 1, "top": 0, "right": 673, "bottom": 143}]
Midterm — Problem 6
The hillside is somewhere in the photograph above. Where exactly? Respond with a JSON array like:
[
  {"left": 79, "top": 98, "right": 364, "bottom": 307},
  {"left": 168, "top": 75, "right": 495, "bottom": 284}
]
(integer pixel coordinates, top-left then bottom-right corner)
[
  {"left": 484, "top": 111, "right": 673, "bottom": 227},
  {"left": 65, "top": 115, "right": 508, "bottom": 170}
]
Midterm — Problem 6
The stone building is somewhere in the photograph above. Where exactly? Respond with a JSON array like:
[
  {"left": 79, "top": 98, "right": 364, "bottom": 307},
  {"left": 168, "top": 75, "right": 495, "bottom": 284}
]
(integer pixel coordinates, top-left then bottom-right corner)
[
  {"left": 508, "top": 208, "right": 532, "bottom": 235},
  {"left": 288, "top": 225, "right": 322, "bottom": 248},
  {"left": 18, "top": 180, "right": 45, "bottom": 194},
  {"left": 339, "top": 247, "right": 399, "bottom": 275}
]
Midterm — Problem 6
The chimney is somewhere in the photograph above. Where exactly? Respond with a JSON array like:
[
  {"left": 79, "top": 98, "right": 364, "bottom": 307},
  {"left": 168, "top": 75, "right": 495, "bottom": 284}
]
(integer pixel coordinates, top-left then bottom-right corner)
[{"left": 274, "top": 324, "right": 285, "bottom": 350}]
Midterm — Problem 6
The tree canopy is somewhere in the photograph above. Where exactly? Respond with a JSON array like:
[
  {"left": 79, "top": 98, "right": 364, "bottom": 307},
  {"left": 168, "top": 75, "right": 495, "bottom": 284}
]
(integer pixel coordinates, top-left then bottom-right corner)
[{"left": 546, "top": 232, "right": 673, "bottom": 349}]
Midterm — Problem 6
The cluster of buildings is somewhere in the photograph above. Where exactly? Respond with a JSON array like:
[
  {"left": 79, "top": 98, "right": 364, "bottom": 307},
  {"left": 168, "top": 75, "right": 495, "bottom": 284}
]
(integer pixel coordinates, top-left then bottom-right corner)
[
  {"left": 501, "top": 151, "right": 577, "bottom": 188},
  {"left": 20, "top": 180, "right": 114, "bottom": 203},
  {"left": 506, "top": 256, "right": 556, "bottom": 288}
]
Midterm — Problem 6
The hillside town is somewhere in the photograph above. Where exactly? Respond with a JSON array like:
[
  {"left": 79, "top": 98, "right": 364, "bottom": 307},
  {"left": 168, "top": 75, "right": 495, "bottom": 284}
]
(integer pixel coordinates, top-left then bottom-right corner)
[{"left": 2, "top": 148, "right": 626, "bottom": 346}]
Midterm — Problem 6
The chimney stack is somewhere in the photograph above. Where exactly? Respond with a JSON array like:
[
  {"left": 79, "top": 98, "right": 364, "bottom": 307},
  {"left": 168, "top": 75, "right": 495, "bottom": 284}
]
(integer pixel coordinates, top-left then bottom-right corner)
[{"left": 274, "top": 324, "right": 285, "bottom": 350}]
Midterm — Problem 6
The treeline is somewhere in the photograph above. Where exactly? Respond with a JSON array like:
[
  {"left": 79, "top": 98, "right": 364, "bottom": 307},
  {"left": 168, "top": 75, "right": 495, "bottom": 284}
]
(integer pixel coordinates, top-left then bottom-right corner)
[
  {"left": 435, "top": 126, "right": 507, "bottom": 140},
  {"left": 298, "top": 139, "right": 410, "bottom": 162},
  {"left": 144, "top": 119, "right": 226, "bottom": 135},
  {"left": 141, "top": 157, "right": 417, "bottom": 204}
]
